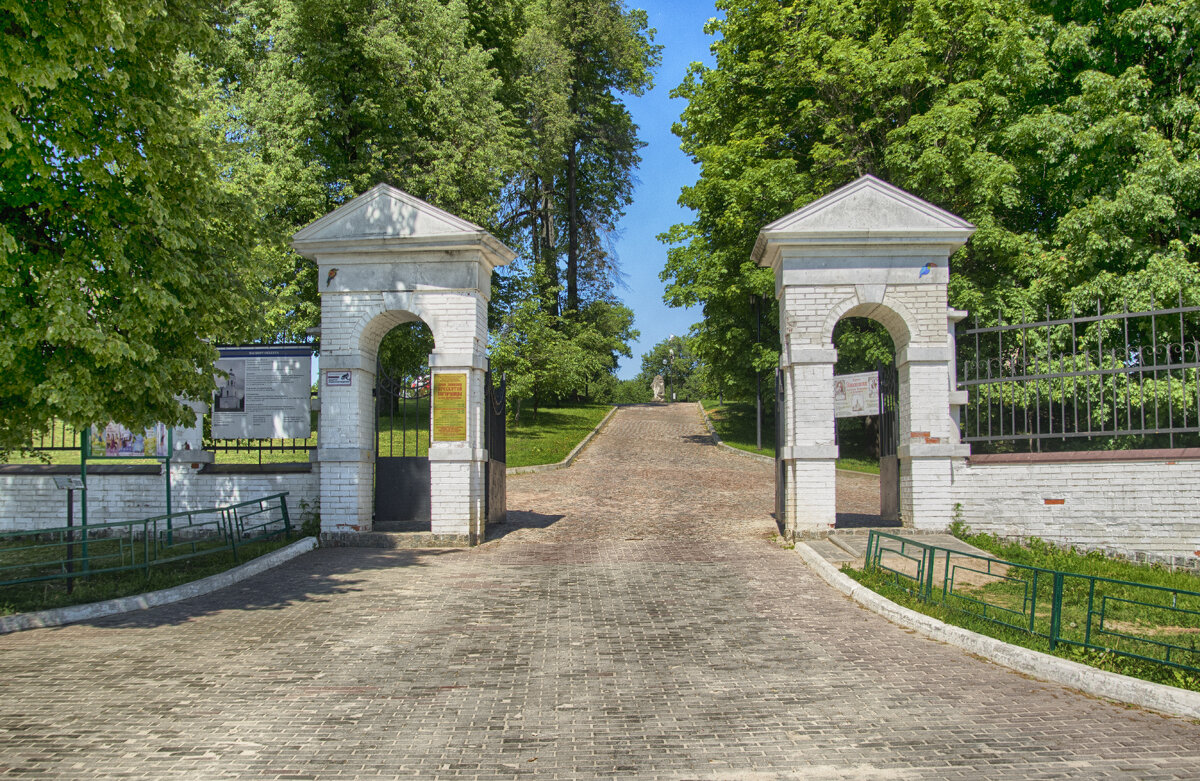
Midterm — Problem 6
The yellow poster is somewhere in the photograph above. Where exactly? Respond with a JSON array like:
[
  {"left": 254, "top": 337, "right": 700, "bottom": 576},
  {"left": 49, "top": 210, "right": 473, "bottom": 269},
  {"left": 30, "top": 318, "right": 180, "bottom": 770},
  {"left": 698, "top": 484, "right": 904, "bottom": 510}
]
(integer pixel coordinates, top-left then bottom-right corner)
[{"left": 432, "top": 373, "right": 468, "bottom": 441}]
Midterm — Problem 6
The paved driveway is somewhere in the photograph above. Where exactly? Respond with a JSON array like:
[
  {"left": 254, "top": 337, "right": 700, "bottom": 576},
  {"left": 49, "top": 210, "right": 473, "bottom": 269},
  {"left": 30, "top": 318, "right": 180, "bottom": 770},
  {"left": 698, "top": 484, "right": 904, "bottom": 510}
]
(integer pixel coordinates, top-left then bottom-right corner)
[{"left": 2, "top": 403, "right": 1198, "bottom": 779}]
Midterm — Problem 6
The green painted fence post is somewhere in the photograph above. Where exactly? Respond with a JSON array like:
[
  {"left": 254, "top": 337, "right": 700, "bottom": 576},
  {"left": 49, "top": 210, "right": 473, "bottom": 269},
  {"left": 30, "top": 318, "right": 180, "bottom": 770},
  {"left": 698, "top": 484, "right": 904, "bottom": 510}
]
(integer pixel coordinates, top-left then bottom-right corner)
[
  {"left": 280, "top": 495, "right": 292, "bottom": 536},
  {"left": 1049, "top": 572, "right": 1065, "bottom": 651},
  {"left": 924, "top": 545, "right": 937, "bottom": 601}
]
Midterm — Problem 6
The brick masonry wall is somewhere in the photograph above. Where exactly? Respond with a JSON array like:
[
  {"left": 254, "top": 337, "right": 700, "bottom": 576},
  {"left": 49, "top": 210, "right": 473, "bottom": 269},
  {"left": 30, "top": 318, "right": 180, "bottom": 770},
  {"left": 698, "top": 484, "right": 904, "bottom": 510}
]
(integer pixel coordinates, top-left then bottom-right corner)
[
  {"left": 0, "top": 465, "right": 319, "bottom": 532},
  {"left": 951, "top": 458, "right": 1200, "bottom": 562}
]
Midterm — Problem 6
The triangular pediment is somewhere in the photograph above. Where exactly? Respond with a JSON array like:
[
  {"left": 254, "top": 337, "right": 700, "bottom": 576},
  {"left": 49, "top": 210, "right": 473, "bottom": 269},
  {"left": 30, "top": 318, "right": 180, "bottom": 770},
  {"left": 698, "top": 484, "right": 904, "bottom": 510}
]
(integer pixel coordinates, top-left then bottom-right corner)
[
  {"left": 762, "top": 175, "right": 974, "bottom": 235},
  {"left": 292, "top": 184, "right": 486, "bottom": 244},
  {"left": 752, "top": 176, "right": 975, "bottom": 266}
]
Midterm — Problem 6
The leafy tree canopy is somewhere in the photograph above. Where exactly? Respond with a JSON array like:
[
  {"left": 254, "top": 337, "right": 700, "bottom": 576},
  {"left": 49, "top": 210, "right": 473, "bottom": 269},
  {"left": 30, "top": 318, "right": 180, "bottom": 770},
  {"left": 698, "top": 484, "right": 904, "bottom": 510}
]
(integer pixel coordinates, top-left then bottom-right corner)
[
  {"left": 662, "top": 0, "right": 1200, "bottom": 399},
  {"left": 219, "top": 0, "right": 521, "bottom": 342},
  {"left": 0, "top": 0, "right": 263, "bottom": 453},
  {"left": 636, "top": 335, "right": 707, "bottom": 402}
]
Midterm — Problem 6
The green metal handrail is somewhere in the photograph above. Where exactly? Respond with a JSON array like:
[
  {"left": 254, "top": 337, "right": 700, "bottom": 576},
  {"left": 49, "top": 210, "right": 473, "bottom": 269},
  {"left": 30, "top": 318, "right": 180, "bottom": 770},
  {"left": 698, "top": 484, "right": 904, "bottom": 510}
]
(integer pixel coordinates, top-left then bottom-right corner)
[
  {"left": 864, "top": 530, "right": 1200, "bottom": 674},
  {"left": 0, "top": 493, "right": 291, "bottom": 591}
]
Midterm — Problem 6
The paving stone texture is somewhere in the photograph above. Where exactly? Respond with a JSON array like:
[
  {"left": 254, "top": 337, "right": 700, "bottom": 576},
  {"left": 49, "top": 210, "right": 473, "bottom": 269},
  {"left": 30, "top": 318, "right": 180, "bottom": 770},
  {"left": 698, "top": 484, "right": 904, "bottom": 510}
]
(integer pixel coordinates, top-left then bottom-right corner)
[{"left": 3, "top": 402, "right": 1199, "bottom": 779}]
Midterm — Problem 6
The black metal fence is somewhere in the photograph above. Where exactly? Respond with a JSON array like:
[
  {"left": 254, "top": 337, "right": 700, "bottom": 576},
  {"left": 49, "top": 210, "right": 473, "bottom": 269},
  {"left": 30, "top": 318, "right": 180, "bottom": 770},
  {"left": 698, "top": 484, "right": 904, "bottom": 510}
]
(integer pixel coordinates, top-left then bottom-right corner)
[
  {"left": 12, "top": 396, "right": 318, "bottom": 465},
  {"left": 24, "top": 419, "right": 82, "bottom": 453},
  {"left": 958, "top": 295, "right": 1200, "bottom": 452},
  {"left": 202, "top": 390, "right": 318, "bottom": 464}
]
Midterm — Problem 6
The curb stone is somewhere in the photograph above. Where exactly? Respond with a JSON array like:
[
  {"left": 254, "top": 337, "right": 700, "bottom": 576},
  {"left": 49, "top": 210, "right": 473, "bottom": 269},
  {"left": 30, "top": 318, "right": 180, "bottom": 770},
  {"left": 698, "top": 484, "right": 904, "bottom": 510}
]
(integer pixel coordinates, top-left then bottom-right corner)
[
  {"left": 507, "top": 406, "right": 618, "bottom": 475},
  {"left": 0, "top": 536, "right": 318, "bottom": 635},
  {"left": 793, "top": 540, "right": 1200, "bottom": 721},
  {"left": 696, "top": 401, "right": 774, "bottom": 463}
]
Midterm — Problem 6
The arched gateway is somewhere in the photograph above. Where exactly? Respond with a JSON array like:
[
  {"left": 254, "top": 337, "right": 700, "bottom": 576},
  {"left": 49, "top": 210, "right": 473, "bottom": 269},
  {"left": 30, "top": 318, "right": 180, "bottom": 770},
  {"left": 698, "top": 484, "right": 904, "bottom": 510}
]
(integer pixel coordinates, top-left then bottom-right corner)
[
  {"left": 292, "top": 185, "right": 514, "bottom": 544},
  {"left": 754, "top": 175, "right": 975, "bottom": 537},
  {"left": 292, "top": 176, "right": 972, "bottom": 547}
]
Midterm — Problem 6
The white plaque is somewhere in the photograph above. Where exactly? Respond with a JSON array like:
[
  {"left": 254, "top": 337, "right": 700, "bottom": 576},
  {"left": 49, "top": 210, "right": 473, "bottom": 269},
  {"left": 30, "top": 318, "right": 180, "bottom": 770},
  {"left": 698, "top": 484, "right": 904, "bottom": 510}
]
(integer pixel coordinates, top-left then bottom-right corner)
[{"left": 834, "top": 371, "right": 880, "bottom": 418}]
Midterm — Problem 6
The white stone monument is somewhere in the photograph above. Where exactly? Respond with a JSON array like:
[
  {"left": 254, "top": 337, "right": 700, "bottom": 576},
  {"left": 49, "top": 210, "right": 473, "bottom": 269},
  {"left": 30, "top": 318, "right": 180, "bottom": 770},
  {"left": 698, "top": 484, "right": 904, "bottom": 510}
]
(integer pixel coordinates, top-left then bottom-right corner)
[
  {"left": 753, "top": 175, "right": 974, "bottom": 536},
  {"left": 292, "top": 184, "right": 515, "bottom": 544},
  {"left": 651, "top": 374, "right": 665, "bottom": 402}
]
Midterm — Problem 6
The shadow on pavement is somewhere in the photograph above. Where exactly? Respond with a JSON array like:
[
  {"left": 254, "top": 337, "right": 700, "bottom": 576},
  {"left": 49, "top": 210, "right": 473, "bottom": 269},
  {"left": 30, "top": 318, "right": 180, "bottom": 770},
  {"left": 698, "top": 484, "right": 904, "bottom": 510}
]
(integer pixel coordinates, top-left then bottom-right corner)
[
  {"left": 485, "top": 510, "right": 566, "bottom": 541},
  {"left": 835, "top": 512, "right": 901, "bottom": 528},
  {"left": 63, "top": 547, "right": 464, "bottom": 631}
]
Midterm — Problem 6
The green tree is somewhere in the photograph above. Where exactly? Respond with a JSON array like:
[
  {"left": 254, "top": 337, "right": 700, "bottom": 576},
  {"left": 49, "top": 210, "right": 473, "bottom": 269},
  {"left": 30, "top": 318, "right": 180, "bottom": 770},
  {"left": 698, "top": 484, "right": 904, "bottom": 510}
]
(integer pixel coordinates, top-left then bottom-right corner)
[
  {"left": 0, "top": 0, "right": 262, "bottom": 453},
  {"left": 564, "top": 299, "right": 639, "bottom": 398},
  {"left": 662, "top": 0, "right": 1200, "bottom": 399},
  {"left": 636, "top": 335, "right": 706, "bottom": 402},
  {"left": 485, "top": 0, "right": 660, "bottom": 317},
  {"left": 218, "top": 0, "right": 521, "bottom": 341},
  {"left": 489, "top": 272, "right": 586, "bottom": 421}
]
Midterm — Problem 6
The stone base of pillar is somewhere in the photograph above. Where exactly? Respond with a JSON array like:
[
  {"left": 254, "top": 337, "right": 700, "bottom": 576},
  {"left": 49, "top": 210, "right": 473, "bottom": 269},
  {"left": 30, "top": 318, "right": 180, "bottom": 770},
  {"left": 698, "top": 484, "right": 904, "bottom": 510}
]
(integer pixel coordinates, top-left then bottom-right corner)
[
  {"left": 901, "top": 455, "right": 960, "bottom": 531},
  {"left": 784, "top": 458, "right": 837, "bottom": 538},
  {"left": 429, "top": 453, "right": 486, "bottom": 545},
  {"left": 319, "top": 459, "right": 374, "bottom": 534},
  {"left": 319, "top": 531, "right": 471, "bottom": 549}
]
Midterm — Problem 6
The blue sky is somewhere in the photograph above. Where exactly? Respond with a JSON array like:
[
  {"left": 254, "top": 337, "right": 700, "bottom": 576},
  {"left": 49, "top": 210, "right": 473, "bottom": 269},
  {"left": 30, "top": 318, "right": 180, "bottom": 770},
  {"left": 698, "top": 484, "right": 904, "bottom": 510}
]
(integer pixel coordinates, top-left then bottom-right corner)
[{"left": 610, "top": 0, "right": 719, "bottom": 379}]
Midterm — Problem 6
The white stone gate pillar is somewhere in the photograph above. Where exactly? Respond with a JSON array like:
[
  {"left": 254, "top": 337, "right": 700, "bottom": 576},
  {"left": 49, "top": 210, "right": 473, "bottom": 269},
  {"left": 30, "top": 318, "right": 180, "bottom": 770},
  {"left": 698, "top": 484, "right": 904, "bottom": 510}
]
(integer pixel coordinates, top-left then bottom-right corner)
[
  {"left": 753, "top": 176, "right": 975, "bottom": 536},
  {"left": 292, "top": 185, "right": 514, "bottom": 543}
]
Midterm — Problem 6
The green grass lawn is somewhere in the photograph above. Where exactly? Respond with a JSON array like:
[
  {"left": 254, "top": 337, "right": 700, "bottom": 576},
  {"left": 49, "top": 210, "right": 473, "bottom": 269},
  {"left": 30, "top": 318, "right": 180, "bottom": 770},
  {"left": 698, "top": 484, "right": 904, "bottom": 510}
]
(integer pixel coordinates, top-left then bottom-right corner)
[
  {"left": 844, "top": 528, "right": 1200, "bottom": 691},
  {"left": 376, "top": 397, "right": 430, "bottom": 457},
  {"left": 701, "top": 399, "right": 880, "bottom": 474},
  {"left": 0, "top": 532, "right": 304, "bottom": 616},
  {"left": 506, "top": 403, "right": 613, "bottom": 468},
  {"left": 5, "top": 399, "right": 610, "bottom": 468}
]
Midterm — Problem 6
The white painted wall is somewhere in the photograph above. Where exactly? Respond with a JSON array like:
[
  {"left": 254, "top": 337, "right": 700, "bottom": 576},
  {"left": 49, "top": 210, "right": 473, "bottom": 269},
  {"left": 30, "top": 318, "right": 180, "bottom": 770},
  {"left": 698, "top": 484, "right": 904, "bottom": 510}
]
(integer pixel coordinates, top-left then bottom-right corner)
[
  {"left": 0, "top": 464, "right": 319, "bottom": 533},
  {"left": 951, "top": 457, "right": 1200, "bottom": 563}
]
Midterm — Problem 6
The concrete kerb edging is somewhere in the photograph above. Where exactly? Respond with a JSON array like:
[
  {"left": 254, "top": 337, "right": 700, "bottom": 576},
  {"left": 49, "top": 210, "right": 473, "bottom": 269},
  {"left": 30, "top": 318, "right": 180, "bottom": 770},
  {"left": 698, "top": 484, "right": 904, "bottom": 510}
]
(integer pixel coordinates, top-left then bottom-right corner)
[
  {"left": 697, "top": 402, "right": 774, "bottom": 464},
  {"left": 507, "top": 406, "right": 618, "bottom": 475},
  {"left": 0, "top": 536, "right": 318, "bottom": 635},
  {"left": 792, "top": 541, "right": 1200, "bottom": 721}
]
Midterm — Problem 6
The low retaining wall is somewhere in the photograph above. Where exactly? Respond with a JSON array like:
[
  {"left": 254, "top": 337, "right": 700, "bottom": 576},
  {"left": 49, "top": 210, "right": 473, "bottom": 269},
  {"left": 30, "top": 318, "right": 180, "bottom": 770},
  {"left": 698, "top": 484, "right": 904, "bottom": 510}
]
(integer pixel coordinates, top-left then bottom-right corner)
[
  {"left": 0, "top": 462, "right": 320, "bottom": 532},
  {"left": 951, "top": 450, "right": 1200, "bottom": 566}
]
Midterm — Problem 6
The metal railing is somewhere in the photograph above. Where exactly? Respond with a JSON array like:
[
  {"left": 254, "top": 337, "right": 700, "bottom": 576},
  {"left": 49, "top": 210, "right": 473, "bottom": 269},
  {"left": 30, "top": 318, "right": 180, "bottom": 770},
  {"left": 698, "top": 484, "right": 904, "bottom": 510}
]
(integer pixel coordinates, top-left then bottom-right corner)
[
  {"left": 865, "top": 530, "right": 1200, "bottom": 674},
  {"left": 12, "top": 411, "right": 317, "bottom": 465},
  {"left": 0, "top": 493, "right": 292, "bottom": 591},
  {"left": 23, "top": 419, "right": 83, "bottom": 453},
  {"left": 958, "top": 296, "right": 1200, "bottom": 450}
]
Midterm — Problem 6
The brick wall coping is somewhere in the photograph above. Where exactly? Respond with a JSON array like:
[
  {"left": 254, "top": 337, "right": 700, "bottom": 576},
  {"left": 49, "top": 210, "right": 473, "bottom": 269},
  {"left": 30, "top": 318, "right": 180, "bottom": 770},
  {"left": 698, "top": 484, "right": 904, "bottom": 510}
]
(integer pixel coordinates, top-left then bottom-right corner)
[
  {"left": 0, "top": 463, "right": 313, "bottom": 476},
  {"left": 200, "top": 463, "right": 312, "bottom": 474},
  {"left": 968, "top": 448, "right": 1200, "bottom": 465},
  {"left": 0, "top": 464, "right": 160, "bottom": 476}
]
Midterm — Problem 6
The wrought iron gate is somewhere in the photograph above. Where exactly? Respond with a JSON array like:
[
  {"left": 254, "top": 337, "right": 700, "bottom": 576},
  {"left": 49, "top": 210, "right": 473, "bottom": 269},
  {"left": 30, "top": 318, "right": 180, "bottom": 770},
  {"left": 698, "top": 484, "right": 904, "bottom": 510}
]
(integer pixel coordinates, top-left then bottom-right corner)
[
  {"left": 484, "top": 371, "right": 506, "bottom": 525},
  {"left": 877, "top": 361, "right": 900, "bottom": 522},
  {"left": 374, "top": 361, "right": 431, "bottom": 526},
  {"left": 775, "top": 368, "right": 787, "bottom": 529}
]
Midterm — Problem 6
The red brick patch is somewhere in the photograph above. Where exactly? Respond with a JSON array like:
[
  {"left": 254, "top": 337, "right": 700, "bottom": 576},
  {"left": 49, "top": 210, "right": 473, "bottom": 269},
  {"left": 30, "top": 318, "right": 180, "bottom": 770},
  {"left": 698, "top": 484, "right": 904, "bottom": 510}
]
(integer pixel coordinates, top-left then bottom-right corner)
[{"left": 1044, "top": 498, "right": 1065, "bottom": 505}]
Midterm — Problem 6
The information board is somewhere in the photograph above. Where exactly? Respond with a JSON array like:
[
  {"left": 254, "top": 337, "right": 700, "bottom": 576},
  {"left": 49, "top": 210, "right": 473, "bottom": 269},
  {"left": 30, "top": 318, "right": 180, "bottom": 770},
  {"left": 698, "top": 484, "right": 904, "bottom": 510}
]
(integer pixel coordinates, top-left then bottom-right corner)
[
  {"left": 834, "top": 371, "right": 880, "bottom": 418},
  {"left": 212, "top": 345, "right": 312, "bottom": 439},
  {"left": 432, "top": 373, "right": 468, "bottom": 441},
  {"left": 89, "top": 422, "right": 170, "bottom": 457}
]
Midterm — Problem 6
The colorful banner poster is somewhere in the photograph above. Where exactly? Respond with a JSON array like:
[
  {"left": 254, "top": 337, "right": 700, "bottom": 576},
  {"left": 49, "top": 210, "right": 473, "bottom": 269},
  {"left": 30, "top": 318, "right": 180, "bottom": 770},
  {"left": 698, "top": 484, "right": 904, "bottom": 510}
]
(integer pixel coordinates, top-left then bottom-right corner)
[
  {"left": 834, "top": 371, "right": 880, "bottom": 418},
  {"left": 432, "top": 372, "right": 468, "bottom": 441},
  {"left": 212, "top": 345, "right": 313, "bottom": 440},
  {"left": 91, "top": 422, "right": 169, "bottom": 458}
]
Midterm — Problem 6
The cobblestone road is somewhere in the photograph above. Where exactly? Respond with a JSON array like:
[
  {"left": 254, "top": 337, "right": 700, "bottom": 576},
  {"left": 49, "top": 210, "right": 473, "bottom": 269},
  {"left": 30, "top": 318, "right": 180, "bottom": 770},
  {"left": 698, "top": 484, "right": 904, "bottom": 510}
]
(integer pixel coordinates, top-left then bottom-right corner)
[{"left": 2, "top": 403, "right": 1198, "bottom": 779}]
